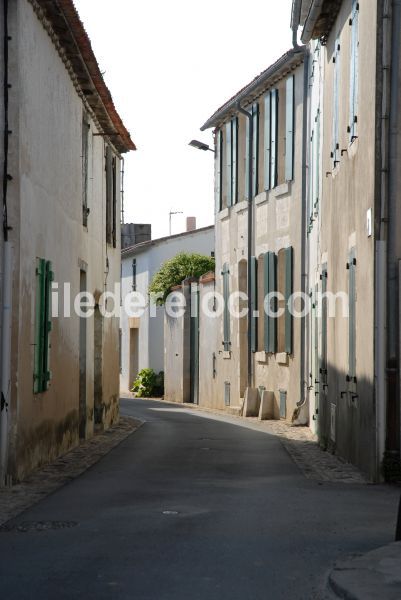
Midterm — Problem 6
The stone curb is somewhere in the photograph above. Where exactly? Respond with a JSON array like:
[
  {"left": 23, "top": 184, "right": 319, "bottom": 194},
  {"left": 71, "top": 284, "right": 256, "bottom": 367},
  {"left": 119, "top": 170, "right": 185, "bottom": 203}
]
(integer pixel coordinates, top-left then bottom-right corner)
[
  {"left": 0, "top": 416, "right": 143, "bottom": 526},
  {"left": 327, "top": 542, "right": 401, "bottom": 600}
]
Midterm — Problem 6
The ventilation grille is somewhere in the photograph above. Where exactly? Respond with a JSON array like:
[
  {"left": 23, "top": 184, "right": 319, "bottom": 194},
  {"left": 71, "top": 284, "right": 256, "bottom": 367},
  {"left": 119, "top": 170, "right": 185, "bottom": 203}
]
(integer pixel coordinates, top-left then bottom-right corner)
[
  {"left": 279, "top": 390, "right": 287, "bottom": 419},
  {"left": 224, "top": 381, "right": 231, "bottom": 406}
]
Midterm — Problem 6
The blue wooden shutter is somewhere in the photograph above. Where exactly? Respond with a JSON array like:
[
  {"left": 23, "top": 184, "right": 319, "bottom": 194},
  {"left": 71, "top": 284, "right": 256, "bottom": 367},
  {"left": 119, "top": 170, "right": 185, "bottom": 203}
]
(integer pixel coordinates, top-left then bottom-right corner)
[
  {"left": 216, "top": 129, "right": 223, "bottom": 211},
  {"left": 332, "top": 38, "right": 340, "bottom": 165},
  {"left": 270, "top": 89, "right": 278, "bottom": 189},
  {"left": 264, "top": 93, "right": 271, "bottom": 191},
  {"left": 222, "top": 263, "right": 230, "bottom": 351},
  {"left": 252, "top": 103, "right": 259, "bottom": 197},
  {"left": 285, "top": 247, "right": 293, "bottom": 354},
  {"left": 232, "top": 117, "right": 238, "bottom": 204},
  {"left": 251, "top": 256, "right": 258, "bottom": 352},
  {"left": 285, "top": 75, "right": 295, "bottom": 182},
  {"left": 264, "top": 251, "right": 277, "bottom": 353},
  {"left": 349, "top": 0, "right": 359, "bottom": 141},
  {"left": 348, "top": 249, "right": 356, "bottom": 380},
  {"left": 226, "top": 121, "right": 232, "bottom": 207}
]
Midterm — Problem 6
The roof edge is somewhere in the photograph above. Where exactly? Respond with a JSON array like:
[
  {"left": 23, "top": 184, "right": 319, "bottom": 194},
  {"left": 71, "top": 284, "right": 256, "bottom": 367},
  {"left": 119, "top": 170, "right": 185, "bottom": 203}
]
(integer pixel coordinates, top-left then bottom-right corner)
[
  {"left": 29, "top": 0, "right": 136, "bottom": 153},
  {"left": 121, "top": 225, "right": 215, "bottom": 258},
  {"left": 200, "top": 47, "right": 306, "bottom": 132}
]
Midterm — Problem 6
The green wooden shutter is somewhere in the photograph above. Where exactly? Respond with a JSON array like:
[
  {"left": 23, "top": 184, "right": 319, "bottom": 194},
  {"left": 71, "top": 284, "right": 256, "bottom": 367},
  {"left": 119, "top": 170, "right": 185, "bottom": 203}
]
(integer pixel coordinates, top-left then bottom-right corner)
[
  {"left": 285, "top": 75, "right": 294, "bottom": 182},
  {"left": 251, "top": 256, "right": 258, "bottom": 353},
  {"left": 348, "top": 250, "right": 356, "bottom": 380},
  {"left": 270, "top": 89, "right": 278, "bottom": 189},
  {"left": 285, "top": 247, "right": 293, "bottom": 354},
  {"left": 264, "top": 93, "right": 271, "bottom": 191},
  {"left": 264, "top": 251, "right": 277, "bottom": 353},
  {"left": 314, "top": 108, "right": 321, "bottom": 209},
  {"left": 34, "top": 258, "right": 53, "bottom": 393},
  {"left": 226, "top": 121, "right": 232, "bottom": 207},
  {"left": 232, "top": 117, "right": 238, "bottom": 204},
  {"left": 216, "top": 129, "right": 223, "bottom": 211},
  {"left": 105, "top": 146, "right": 113, "bottom": 243},
  {"left": 332, "top": 38, "right": 340, "bottom": 165},
  {"left": 222, "top": 263, "right": 230, "bottom": 351},
  {"left": 321, "top": 266, "right": 328, "bottom": 388},
  {"left": 349, "top": 0, "right": 359, "bottom": 141},
  {"left": 44, "top": 260, "right": 53, "bottom": 390},
  {"left": 245, "top": 116, "right": 250, "bottom": 200},
  {"left": 34, "top": 258, "right": 46, "bottom": 393},
  {"left": 252, "top": 103, "right": 259, "bottom": 197}
]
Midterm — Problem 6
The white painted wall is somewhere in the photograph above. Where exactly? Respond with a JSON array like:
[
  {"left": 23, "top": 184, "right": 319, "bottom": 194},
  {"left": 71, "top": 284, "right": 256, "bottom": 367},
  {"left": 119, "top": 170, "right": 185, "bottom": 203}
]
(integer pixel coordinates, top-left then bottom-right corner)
[
  {"left": 5, "top": 0, "right": 124, "bottom": 481},
  {"left": 120, "top": 227, "right": 214, "bottom": 392}
]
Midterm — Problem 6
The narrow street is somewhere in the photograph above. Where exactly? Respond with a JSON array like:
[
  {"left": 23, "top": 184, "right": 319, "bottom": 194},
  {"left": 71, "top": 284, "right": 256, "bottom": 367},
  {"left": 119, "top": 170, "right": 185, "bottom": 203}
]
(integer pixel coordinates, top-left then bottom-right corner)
[{"left": 0, "top": 398, "right": 398, "bottom": 600}]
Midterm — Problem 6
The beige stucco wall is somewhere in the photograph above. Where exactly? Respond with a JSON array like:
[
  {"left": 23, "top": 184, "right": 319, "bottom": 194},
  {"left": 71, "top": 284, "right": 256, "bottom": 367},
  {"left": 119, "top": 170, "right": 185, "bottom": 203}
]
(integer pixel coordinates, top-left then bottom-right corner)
[
  {"left": 317, "top": 0, "right": 378, "bottom": 478},
  {"left": 6, "top": 0, "right": 121, "bottom": 480},
  {"left": 210, "top": 61, "right": 306, "bottom": 417}
]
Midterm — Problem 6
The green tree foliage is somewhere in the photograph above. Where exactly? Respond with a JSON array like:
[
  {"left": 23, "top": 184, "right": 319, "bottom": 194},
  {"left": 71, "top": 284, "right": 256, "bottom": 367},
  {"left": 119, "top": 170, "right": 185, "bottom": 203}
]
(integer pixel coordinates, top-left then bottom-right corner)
[{"left": 148, "top": 252, "right": 215, "bottom": 305}]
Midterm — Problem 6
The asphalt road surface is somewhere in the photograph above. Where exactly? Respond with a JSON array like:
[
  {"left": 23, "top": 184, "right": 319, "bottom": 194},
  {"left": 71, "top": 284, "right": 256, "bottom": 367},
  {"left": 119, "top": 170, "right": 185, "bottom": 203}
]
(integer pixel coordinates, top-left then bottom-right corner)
[{"left": 0, "top": 398, "right": 398, "bottom": 600}]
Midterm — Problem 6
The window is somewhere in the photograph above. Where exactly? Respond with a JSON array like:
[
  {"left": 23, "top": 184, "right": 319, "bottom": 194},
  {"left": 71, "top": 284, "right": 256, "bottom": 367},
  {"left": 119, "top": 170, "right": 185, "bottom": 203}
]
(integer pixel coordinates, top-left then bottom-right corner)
[
  {"left": 349, "top": 0, "right": 359, "bottom": 142},
  {"left": 225, "top": 117, "right": 239, "bottom": 206},
  {"left": 34, "top": 258, "right": 53, "bottom": 394},
  {"left": 222, "top": 263, "right": 231, "bottom": 351},
  {"left": 82, "top": 115, "right": 90, "bottom": 227},
  {"left": 132, "top": 258, "right": 137, "bottom": 291},
  {"left": 332, "top": 37, "right": 341, "bottom": 166},
  {"left": 105, "top": 146, "right": 117, "bottom": 246},
  {"left": 245, "top": 103, "right": 259, "bottom": 199}
]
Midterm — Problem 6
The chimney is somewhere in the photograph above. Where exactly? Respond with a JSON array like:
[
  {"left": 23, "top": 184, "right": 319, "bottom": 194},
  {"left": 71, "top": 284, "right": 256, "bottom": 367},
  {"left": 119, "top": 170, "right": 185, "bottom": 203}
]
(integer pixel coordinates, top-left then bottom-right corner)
[
  {"left": 186, "top": 217, "right": 196, "bottom": 232},
  {"left": 121, "top": 223, "right": 152, "bottom": 249}
]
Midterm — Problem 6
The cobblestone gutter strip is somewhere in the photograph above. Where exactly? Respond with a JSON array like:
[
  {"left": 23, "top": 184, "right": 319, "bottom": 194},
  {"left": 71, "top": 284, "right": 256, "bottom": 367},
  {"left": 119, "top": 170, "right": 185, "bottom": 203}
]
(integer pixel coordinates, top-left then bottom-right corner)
[
  {"left": 0, "top": 417, "right": 143, "bottom": 526},
  {"left": 135, "top": 396, "right": 366, "bottom": 485}
]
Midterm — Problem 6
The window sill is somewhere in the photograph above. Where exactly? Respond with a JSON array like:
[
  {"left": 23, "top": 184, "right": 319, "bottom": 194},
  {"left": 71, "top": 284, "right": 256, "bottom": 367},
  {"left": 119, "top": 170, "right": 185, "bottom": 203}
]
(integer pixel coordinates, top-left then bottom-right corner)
[
  {"left": 272, "top": 182, "right": 291, "bottom": 198},
  {"left": 255, "top": 351, "right": 268, "bottom": 363},
  {"left": 277, "top": 352, "right": 289, "bottom": 366},
  {"left": 255, "top": 192, "right": 268, "bottom": 206},
  {"left": 218, "top": 208, "right": 230, "bottom": 221},
  {"left": 233, "top": 199, "right": 248, "bottom": 214},
  {"left": 348, "top": 136, "right": 359, "bottom": 159},
  {"left": 223, "top": 351, "right": 231, "bottom": 360}
]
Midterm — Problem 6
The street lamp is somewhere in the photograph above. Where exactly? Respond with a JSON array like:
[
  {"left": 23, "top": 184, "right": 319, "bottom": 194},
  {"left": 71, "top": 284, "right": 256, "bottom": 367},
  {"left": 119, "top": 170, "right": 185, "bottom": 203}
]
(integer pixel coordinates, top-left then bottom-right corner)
[{"left": 189, "top": 139, "right": 215, "bottom": 153}]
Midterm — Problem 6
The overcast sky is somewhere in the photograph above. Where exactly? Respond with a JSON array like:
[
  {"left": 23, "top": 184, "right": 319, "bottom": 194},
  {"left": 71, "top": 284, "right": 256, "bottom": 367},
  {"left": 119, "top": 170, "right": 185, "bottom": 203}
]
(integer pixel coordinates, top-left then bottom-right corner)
[{"left": 74, "top": 0, "right": 294, "bottom": 239}]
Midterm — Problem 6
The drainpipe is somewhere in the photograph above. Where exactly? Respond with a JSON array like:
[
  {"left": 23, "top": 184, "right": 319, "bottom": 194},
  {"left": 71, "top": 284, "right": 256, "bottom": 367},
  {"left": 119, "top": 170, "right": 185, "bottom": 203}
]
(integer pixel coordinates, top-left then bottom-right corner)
[
  {"left": 291, "top": 23, "right": 310, "bottom": 421},
  {"left": 386, "top": 0, "right": 401, "bottom": 460},
  {"left": 236, "top": 102, "right": 253, "bottom": 390},
  {"left": 0, "top": 0, "right": 12, "bottom": 486},
  {"left": 375, "top": 0, "right": 391, "bottom": 480}
]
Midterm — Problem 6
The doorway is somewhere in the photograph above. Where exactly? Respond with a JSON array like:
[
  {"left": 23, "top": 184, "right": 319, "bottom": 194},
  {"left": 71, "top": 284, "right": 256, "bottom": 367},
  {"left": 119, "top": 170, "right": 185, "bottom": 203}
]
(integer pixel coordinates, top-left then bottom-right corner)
[
  {"left": 129, "top": 327, "right": 139, "bottom": 389},
  {"left": 190, "top": 284, "right": 199, "bottom": 404},
  {"left": 94, "top": 304, "right": 103, "bottom": 425},
  {"left": 79, "top": 270, "right": 87, "bottom": 439}
]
